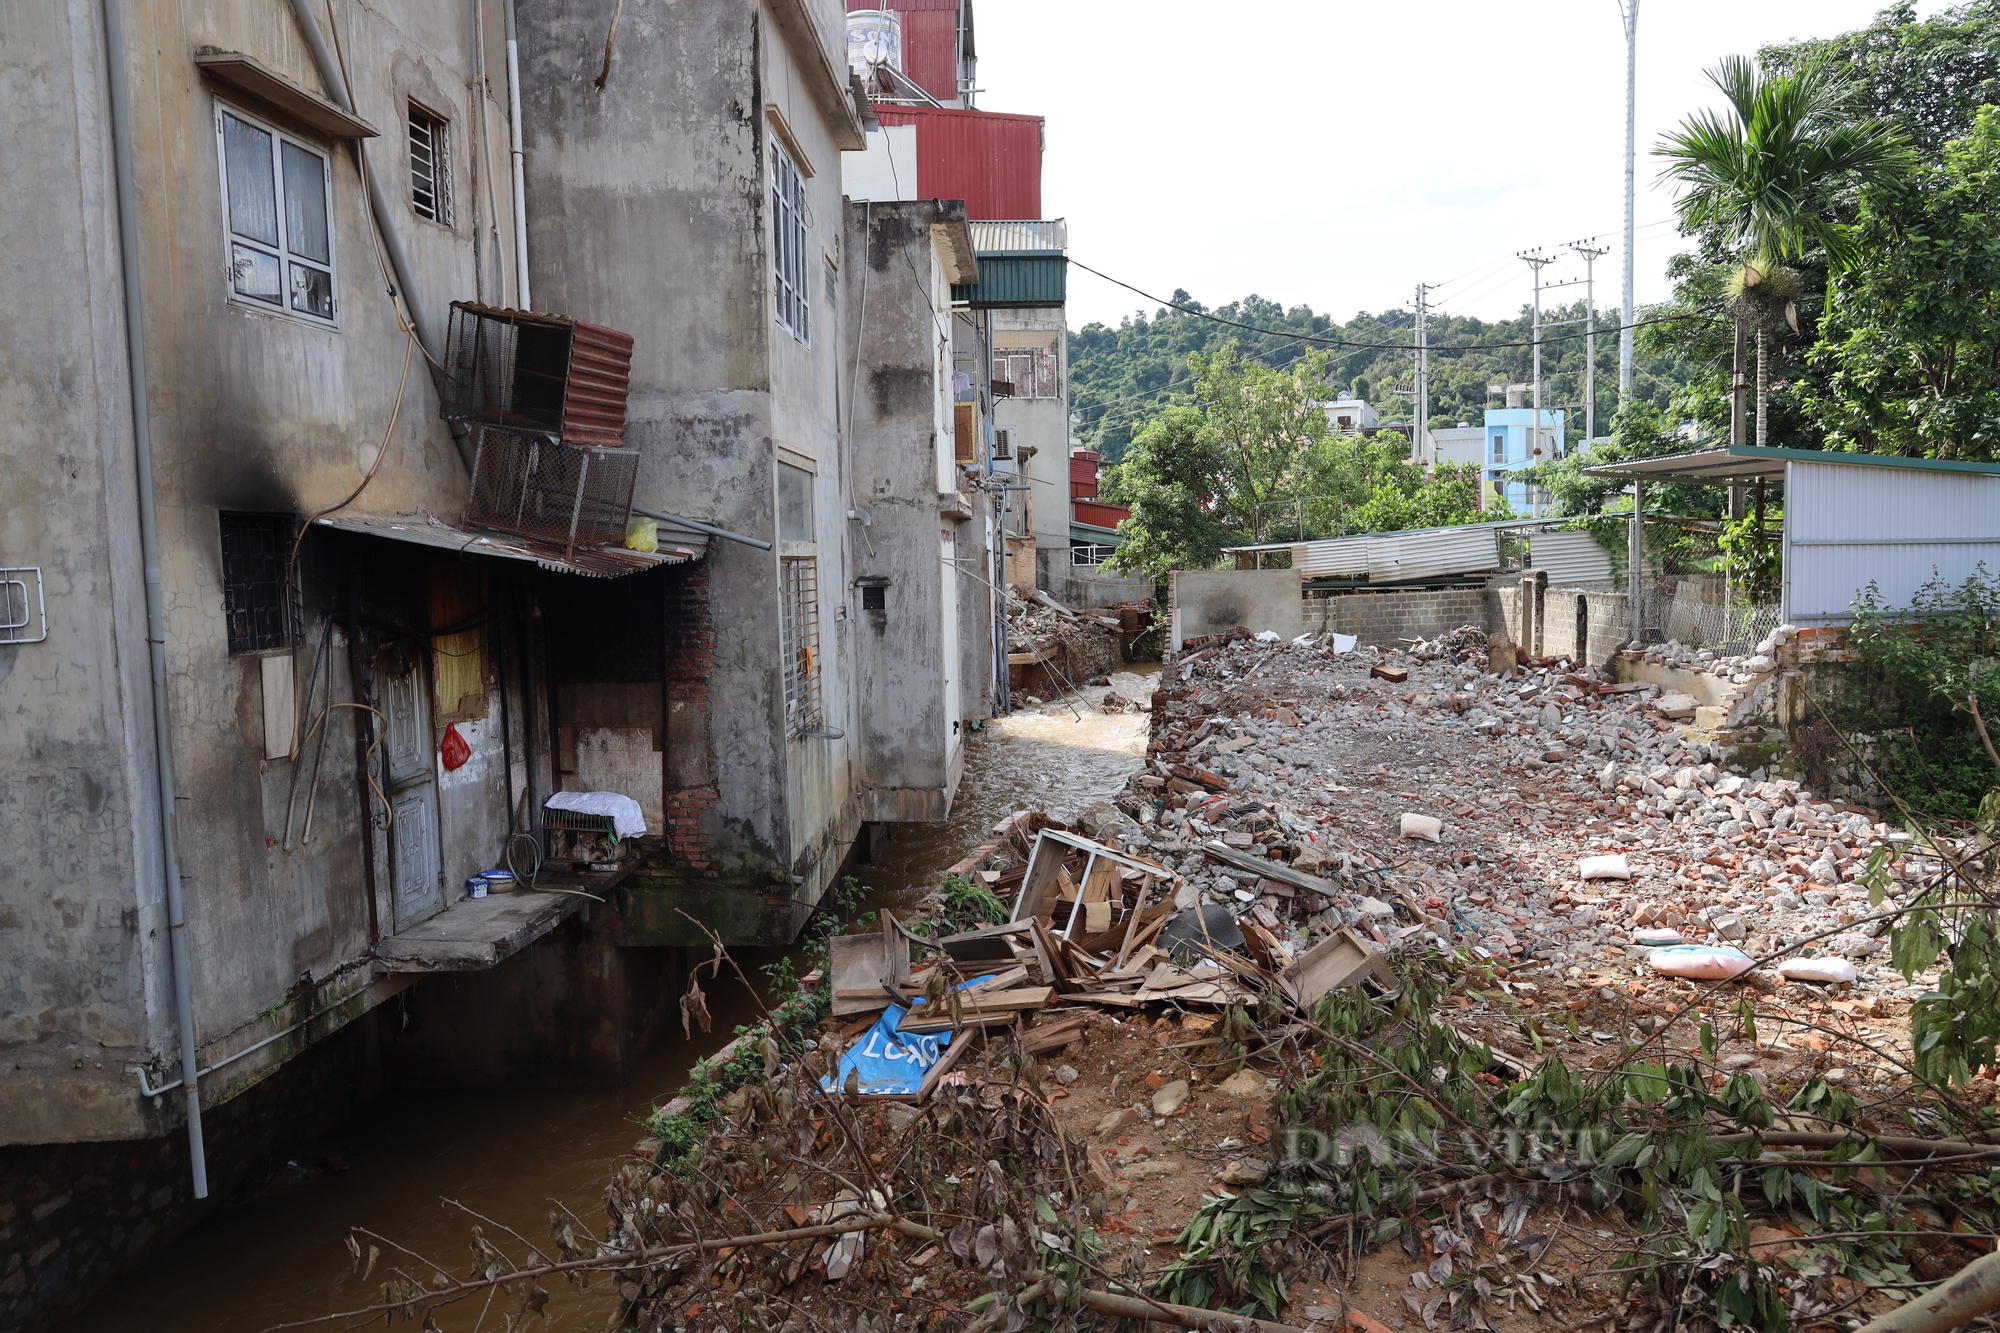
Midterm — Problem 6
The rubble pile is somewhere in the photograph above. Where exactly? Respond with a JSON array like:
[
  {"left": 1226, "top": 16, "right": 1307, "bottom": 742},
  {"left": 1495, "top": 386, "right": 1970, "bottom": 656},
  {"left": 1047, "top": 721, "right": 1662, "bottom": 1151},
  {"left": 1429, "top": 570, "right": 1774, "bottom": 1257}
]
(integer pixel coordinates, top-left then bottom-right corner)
[
  {"left": 1004, "top": 588, "right": 1128, "bottom": 702},
  {"left": 325, "top": 628, "right": 2000, "bottom": 1333}
]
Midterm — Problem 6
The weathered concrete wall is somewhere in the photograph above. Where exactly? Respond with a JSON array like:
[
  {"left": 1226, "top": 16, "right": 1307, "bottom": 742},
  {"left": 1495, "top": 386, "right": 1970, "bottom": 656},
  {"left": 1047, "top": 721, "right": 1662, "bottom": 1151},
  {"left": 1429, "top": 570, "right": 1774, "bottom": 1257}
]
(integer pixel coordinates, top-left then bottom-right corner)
[
  {"left": 989, "top": 309, "right": 1069, "bottom": 554},
  {"left": 1170, "top": 570, "right": 1304, "bottom": 649},
  {"left": 1036, "top": 550, "right": 1153, "bottom": 609},
  {"left": 1306, "top": 587, "right": 1494, "bottom": 647},
  {"left": 2, "top": 0, "right": 520, "bottom": 1146},
  {"left": 519, "top": 0, "right": 863, "bottom": 931},
  {"left": 843, "top": 200, "right": 968, "bottom": 822}
]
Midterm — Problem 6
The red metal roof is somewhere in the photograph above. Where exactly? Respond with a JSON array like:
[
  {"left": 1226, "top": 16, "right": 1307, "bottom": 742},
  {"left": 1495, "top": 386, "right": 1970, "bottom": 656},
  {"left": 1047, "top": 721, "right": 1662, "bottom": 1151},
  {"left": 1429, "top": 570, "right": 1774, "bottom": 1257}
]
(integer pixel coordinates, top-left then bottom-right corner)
[
  {"left": 1074, "top": 498, "right": 1130, "bottom": 529},
  {"left": 846, "top": 0, "right": 959, "bottom": 9},
  {"left": 899, "top": 8, "right": 959, "bottom": 103},
  {"left": 873, "top": 107, "right": 1041, "bottom": 220},
  {"left": 1069, "top": 454, "right": 1099, "bottom": 500}
]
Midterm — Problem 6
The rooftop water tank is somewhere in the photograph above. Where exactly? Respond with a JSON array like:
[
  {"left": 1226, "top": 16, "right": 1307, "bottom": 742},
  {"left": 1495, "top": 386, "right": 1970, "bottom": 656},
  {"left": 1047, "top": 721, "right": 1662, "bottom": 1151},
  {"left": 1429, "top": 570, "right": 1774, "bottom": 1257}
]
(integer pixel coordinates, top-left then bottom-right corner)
[{"left": 846, "top": 9, "right": 903, "bottom": 79}]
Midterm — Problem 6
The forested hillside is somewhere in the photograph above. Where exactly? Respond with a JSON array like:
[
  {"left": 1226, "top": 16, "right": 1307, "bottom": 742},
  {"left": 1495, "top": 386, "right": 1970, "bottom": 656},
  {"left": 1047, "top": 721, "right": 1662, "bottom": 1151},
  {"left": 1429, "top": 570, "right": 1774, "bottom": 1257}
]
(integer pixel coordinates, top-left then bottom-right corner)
[{"left": 1068, "top": 293, "right": 1701, "bottom": 463}]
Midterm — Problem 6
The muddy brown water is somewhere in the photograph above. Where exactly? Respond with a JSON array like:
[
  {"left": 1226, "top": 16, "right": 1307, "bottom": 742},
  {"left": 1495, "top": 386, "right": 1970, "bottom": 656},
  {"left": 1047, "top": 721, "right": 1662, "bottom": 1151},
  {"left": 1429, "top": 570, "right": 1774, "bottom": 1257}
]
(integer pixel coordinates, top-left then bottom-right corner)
[{"left": 61, "top": 672, "right": 1155, "bottom": 1333}]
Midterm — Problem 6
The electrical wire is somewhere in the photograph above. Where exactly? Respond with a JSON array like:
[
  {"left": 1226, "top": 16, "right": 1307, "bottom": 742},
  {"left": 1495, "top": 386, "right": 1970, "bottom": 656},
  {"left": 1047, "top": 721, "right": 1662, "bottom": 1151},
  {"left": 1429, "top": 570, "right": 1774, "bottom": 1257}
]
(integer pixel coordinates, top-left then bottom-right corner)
[
  {"left": 286, "top": 701, "right": 391, "bottom": 833},
  {"left": 1069, "top": 258, "right": 1714, "bottom": 353}
]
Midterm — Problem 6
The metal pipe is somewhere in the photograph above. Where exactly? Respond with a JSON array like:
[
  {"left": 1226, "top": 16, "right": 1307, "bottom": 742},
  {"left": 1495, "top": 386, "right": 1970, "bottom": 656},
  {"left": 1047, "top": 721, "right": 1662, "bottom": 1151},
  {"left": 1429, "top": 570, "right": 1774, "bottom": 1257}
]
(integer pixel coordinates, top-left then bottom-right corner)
[
  {"left": 1618, "top": 0, "right": 1639, "bottom": 395},
  {"left": 1628, "top": 480, "right": 1644, "bottom": 645},
  {"left": 503, "top": 0, "right": 531, "bottom": 309},
  {"left": 631, "top": 505, "right": 773, "bottom": 551},
  {"left": 281, "top": 0, "right": 474, "bottom": 475},
  {"left": 101, "top": 0, "right": 209, "bottom": 1200}
]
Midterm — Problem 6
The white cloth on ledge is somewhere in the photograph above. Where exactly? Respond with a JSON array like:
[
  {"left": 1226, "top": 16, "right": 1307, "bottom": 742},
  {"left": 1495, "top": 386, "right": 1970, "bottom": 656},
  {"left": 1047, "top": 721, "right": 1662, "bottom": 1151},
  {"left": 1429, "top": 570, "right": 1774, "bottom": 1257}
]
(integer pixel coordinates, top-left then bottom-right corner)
[{"left": 545, "top": 790, "right": 647, "bottom": 839}]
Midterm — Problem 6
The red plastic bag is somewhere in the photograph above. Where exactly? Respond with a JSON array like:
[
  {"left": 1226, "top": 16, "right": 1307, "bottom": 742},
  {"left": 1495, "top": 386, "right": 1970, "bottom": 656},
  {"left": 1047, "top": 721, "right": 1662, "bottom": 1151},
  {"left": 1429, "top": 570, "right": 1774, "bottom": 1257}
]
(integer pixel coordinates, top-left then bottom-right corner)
[{"left": 440, "top": 723, "right": 471, "bottom": 771}]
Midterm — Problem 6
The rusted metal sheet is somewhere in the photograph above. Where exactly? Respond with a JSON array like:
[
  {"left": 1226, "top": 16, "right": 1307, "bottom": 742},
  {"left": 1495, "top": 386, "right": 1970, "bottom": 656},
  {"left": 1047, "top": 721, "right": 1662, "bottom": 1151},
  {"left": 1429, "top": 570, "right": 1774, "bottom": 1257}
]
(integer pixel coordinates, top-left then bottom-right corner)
[
  {"left": 873, "top": 107, "right": 1042, "bottom": 220},
  {"left": 441, "top": 302, "right": 634, "bottom": 447},
  {"left": 562, "top": 319, "right": 634, "bottom": 447},
  {"left": 313, "top": 513, "right": 705, "bottom": 578}
]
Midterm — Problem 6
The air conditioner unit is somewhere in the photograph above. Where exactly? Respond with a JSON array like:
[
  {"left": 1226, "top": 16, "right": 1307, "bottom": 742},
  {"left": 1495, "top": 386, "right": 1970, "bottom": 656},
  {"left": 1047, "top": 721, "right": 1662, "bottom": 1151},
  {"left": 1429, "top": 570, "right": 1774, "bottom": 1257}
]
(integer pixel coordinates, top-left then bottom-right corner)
[{"left": 993, "top": 428, "right": 1012, "bottom": 459}]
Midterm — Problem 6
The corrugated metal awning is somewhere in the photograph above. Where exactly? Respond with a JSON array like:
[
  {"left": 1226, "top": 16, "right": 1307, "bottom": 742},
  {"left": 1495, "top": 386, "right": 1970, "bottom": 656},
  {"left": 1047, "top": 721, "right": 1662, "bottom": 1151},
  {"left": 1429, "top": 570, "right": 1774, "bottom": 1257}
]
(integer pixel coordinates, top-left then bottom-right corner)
[
  {"left": 314, "top": 512, "right": 705, "bottom": 578},
  {"left": 1587, "top": 443, "right": 2000, "bottom": 485},
  {"left": 968, "top": 218, "right": 1067, "bottom": 253}
]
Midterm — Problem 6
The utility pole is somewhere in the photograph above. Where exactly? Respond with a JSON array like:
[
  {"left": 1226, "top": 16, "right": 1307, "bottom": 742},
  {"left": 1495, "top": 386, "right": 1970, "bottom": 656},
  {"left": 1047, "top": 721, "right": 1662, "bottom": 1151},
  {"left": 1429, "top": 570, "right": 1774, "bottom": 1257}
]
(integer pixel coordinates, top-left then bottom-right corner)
[
  {"left": 1617, "top": 0, "right": 1639, "bottom": 399},
  {"left": 1571, "top": 240, "right": 1610, "bottom": 443},
  {"left": 1412, "top": 282, "right": 1431, "bottom": 468},
  {"left": 1518, "top": 250, "right": 1554, "bottom": 517}
]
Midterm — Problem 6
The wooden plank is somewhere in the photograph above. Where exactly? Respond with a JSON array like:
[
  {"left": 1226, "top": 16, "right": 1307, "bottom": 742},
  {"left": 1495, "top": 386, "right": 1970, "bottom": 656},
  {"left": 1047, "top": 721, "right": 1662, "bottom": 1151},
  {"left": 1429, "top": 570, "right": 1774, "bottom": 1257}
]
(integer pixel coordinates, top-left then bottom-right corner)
[{"left": 1200, "top": 840, "right": 1339, "bottom": 897}]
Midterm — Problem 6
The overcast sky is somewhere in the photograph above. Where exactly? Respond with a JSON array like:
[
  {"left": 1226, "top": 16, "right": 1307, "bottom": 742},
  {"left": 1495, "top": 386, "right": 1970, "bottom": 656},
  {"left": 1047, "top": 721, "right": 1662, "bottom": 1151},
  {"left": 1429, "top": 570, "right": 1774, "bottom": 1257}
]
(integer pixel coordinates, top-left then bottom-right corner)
[{"left": 972, "top": 0, "right": 1950, "bottom": 332}]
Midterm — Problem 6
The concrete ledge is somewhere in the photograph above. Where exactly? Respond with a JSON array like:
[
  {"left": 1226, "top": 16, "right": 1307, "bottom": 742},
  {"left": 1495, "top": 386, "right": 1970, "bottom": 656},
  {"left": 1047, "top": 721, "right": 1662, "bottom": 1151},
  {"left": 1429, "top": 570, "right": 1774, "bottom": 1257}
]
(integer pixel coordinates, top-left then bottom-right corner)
[{"left": 376, "top": 885, "right": 597, "bottom": 971}]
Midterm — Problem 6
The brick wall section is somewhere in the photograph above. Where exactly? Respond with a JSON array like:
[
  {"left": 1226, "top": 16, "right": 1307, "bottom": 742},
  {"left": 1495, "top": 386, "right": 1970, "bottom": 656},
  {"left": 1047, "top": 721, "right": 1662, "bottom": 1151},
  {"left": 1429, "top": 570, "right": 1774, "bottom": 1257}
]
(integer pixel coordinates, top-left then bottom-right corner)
[
  {"left": 1494, "top": 578, "right": 1630, "bottom": 668},
  {"left": 0, "top": 1022, "right": 377, "bottom": 1331},
  {"left": 1304, "top": 587, "right": 1495, "bottom": 647},
  {"left": 662, "top": 566, "right": 720, "bottom": 878}
]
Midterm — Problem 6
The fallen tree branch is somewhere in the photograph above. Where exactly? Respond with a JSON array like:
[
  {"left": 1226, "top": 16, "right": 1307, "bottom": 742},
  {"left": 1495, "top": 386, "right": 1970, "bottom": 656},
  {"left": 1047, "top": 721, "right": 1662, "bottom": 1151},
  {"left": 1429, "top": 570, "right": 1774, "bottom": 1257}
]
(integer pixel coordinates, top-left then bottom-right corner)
[
  {"left": 1079, "top": 1287, "right": 1307, "bottom": 1333},
  {"left": 1712, "top": 1130, "right": 2000, "bottom": 1156},
  {"left": 1854, "top": 1249, "right": 2000, "bottom": 1333},
  {"left": 264, "top": 1213, "right": 903, "bottom": 1330}
]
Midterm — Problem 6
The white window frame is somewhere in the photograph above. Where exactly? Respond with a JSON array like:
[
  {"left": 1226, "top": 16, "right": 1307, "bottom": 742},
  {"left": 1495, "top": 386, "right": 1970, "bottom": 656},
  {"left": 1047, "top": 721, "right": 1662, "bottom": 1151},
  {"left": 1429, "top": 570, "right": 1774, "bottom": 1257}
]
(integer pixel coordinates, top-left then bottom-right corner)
[
  {"left": 771, "top": 139, "right": 811, "bottom": 346},
  {"left": 408, "top": 102, "right": 452, "bottom": 226},
  {"left": 214, "top": 101, "right": 338, "bottom": 326}
]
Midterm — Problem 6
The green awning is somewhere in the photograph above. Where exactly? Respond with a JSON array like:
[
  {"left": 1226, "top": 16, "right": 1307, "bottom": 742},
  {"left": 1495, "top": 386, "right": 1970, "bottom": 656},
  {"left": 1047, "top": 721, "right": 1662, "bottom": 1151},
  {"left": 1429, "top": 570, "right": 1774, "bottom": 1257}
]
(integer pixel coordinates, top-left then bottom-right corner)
[{"left": 952, "top": 255, "right": 1066, "bottom": 308}]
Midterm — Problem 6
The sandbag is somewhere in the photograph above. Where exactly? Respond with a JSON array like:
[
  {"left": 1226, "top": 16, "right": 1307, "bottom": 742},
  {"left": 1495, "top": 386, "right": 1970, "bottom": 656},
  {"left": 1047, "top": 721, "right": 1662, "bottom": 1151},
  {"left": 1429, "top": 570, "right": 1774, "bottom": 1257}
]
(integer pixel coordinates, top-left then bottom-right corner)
[
  {"left": 1578, "top": 854, "right": 1631, "bottom": 880},
  {"left": 1400, "top": 813, "right": 1442, "bottom": 842},
  {"left": 1648, "top": 944, "right": 1755, "bottom": 980}
]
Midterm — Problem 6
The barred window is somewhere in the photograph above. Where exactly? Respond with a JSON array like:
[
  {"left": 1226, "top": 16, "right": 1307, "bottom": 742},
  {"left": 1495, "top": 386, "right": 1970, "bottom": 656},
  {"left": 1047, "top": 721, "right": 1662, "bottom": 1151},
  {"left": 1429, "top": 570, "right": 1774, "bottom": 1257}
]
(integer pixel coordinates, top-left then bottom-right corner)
[
  {"left": 771, "top": 141, "right": 810, "bottom": 345},
  {"left": 219, "top": 513, "right": 290, "bottom": 653},
  {"left": 780, "top": 557, "right": 821, "bottom": 734},
  {"left": 408, "top": 103, "right": 450, "bottom": 225}
]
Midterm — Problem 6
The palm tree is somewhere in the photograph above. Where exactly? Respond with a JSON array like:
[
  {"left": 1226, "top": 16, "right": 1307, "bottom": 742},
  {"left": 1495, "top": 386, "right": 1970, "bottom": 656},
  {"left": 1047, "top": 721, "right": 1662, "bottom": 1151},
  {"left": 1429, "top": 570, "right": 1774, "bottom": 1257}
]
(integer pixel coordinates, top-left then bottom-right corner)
[{"left": 1657, "top": 55, "right": 1905, "bottom": 449}]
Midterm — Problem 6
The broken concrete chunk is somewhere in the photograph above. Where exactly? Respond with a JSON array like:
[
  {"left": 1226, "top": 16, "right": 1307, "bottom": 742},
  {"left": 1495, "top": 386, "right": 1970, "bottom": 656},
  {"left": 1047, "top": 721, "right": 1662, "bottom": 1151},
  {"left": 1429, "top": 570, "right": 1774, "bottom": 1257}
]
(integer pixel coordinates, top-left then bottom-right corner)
[
  {"left": 1711, "top": 914, "right": 1747, "bottom": 941},
  {"left": 1400, "top": 813, "right": 1443, "bottom": 841},
  {"left": 1217, "top": 1159, "right": 1269, "bottom": 1187},
  {"left": 1214, "top": 1068, "right": 1270, "bottom": 1097},
  {"left": 1653, "top": 692, "right": 1698, "bottom": 721},
  {"left": 1094, "top": 1106, "right": 1143, "bottom": 1137}
]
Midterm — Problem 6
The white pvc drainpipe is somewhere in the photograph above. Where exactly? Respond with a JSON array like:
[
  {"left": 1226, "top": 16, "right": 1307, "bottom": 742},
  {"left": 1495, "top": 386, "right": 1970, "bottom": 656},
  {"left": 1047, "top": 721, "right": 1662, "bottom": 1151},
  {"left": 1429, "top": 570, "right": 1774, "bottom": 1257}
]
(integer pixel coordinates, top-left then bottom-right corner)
[
  {"left": 503, "top": 0, "right": 531, "bottom": 309},
  {"left": 100, "top": 0, "right": 209, "bottom": 1198}
]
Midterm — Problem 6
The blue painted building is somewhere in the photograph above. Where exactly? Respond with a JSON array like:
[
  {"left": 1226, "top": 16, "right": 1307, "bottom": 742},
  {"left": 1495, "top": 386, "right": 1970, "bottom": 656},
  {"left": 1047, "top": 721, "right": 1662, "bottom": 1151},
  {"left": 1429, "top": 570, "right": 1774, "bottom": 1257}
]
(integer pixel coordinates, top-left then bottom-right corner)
[{"left": 1481, "top": 407, "right": 1565, "bottom": 515}]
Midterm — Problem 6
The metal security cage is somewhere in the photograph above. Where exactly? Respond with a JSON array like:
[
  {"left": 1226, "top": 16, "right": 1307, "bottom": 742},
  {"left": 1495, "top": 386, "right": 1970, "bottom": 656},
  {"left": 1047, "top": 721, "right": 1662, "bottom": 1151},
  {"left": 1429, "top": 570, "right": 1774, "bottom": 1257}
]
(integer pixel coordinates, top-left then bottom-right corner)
[
  {"left": 464, "top": 428, "right": 640, "bottom": 556},
  {"left": 440, "top": 302, "right": 634, "bottom": 447}
]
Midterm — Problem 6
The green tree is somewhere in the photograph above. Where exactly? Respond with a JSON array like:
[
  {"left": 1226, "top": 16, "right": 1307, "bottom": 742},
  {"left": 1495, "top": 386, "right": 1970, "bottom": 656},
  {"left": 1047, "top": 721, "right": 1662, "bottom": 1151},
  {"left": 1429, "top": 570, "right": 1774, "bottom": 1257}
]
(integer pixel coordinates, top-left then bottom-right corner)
[
  {"left": 1656, "top": 55, "right": 1906, "bottom": 447},
  {"left": 1799, "top": 107, "right": 2000, "bottom": 461},
  {"left": 1099, "top": 349, "right": 1498, "bottom": 579}
]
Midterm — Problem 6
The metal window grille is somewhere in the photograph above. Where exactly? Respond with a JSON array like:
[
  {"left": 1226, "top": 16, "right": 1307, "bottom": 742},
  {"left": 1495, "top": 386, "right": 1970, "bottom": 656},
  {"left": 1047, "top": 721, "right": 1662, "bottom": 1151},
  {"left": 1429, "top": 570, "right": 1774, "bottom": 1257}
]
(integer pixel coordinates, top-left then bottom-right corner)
[
  {"left": 464, "top": 427, "right": 639, "bottom": 556},
  {"left": 216, "top": 105, "right": 335, "bottom": 322},
  {"left": 409, "top": 104, "right": 449, "bottom": 224},
  {"left": 219, "top": 513, "right": 291, "bottom": 653},
  {"left": 1071, "top": 544, "right": 1117, "bottom": 567},
  {"left": 780, "top": 557, "right": 821, "bottom": 733},
  {"left": 993, "top": 349, "right": 1058, "bottom": 399},
  {"left": 771, "top": 142, "right": 810, "bottom": 345}
]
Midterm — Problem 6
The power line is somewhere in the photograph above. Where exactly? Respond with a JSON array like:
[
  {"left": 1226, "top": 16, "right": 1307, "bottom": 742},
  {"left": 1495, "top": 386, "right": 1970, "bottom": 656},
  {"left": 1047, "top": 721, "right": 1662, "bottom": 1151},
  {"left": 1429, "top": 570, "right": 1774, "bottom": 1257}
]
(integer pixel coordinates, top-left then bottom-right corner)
[{"left": 1067, "top": 257, "right": 1713, "bottom": 354}]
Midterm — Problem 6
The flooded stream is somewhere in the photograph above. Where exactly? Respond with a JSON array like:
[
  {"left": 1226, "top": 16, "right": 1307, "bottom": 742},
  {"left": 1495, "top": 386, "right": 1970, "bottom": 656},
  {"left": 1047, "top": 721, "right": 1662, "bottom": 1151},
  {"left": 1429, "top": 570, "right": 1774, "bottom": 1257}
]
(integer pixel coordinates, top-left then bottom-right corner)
[{"left": 60, "top": 670, "right": 1155, "bottom": 1333}]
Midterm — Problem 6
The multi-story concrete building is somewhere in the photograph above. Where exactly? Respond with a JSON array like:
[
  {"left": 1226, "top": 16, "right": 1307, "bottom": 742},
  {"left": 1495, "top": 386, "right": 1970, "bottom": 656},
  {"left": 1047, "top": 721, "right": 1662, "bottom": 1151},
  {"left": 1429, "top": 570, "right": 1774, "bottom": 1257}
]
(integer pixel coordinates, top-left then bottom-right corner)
[{"left": 1, "top": 0, "right": 992, "bottom": 1323}]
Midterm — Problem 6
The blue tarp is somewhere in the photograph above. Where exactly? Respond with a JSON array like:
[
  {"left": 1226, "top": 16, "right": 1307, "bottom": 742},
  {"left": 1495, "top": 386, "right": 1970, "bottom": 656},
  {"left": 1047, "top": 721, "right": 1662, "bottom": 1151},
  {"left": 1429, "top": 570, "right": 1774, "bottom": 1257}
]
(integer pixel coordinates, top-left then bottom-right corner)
[{"left": 821, "top": 1007, "right": 946, "bottom": 1096}]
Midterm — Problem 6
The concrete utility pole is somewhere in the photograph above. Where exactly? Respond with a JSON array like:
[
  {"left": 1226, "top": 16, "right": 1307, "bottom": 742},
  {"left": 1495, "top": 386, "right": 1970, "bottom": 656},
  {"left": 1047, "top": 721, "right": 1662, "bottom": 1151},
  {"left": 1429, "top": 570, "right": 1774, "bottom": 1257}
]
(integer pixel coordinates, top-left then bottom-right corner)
[
  {"left": 1519, "top": 251, "right": 1554, "bottom": 474},
  {"left": 1571, "top": 240, "right": 1610, "bottom": 443},
  {"left": 1617, "top": 0, "right": 1639, "bottom": 398},
  {"left": 1412, "top": 282, "right": 1432, "bottom": 468}
]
